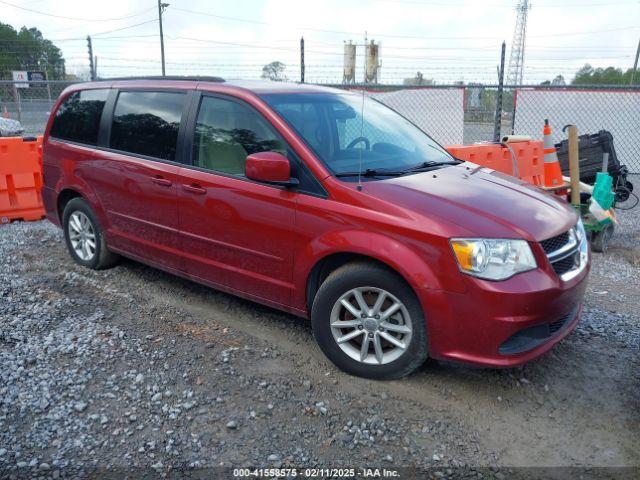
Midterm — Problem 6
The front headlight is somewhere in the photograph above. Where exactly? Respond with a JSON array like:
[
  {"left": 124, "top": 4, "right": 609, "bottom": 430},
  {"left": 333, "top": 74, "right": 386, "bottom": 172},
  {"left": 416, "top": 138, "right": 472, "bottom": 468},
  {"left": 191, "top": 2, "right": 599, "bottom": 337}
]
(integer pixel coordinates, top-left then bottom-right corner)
[{"left": 450, "top": 238, "right": 537, "bottom": 280}]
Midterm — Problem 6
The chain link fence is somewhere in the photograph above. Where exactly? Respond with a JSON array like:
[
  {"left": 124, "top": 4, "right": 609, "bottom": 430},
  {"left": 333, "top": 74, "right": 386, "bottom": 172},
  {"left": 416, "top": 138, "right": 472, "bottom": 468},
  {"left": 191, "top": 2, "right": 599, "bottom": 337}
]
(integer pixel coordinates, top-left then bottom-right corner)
[
  {"left": 0, "top": 81, "right": 70, "bottom": 136},
  {"left": 1, "top": 80, "right": 639, "bottom": 172}
]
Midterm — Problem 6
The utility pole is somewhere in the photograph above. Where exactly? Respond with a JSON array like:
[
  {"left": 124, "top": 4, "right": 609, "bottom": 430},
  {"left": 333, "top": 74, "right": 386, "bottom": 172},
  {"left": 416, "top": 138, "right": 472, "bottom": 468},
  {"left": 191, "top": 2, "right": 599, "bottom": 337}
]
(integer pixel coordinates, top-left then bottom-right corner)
[
  {"left": 158, "top": 1, "right": 169, "bottom": 76},
  {"left": 494, "top": 41, "right": 506, "bottom": 143},
  {"left": 631, "top": 37, "right": 640, "bottom": 85},
  {"left": 87, "top": 36, "right": 95, "bottom": 80},
  {"left": 300, "top": 37, "right": 305, "bottom": 83},
  {"left": 363, "top": 31, "right": 368, "bottom": 83}
]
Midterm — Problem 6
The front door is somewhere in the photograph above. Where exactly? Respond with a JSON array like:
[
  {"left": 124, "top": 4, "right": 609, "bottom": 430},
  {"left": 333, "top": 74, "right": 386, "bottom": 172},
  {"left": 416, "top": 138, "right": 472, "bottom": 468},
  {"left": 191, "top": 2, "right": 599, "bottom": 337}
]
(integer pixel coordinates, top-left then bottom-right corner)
[{"left": 177, "top": 94, "right": 297, "bottom": 306}]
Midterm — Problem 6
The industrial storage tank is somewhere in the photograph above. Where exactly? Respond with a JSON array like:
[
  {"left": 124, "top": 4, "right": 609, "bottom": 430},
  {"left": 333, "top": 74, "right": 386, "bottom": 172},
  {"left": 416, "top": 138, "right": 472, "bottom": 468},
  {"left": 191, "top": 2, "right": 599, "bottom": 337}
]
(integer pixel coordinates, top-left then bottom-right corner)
[
  {"left": 365, "top": 40, "right": 380, "bottom": 83},
  {"left": 343, "top": 41, "right": 356, "bottom": 83}
]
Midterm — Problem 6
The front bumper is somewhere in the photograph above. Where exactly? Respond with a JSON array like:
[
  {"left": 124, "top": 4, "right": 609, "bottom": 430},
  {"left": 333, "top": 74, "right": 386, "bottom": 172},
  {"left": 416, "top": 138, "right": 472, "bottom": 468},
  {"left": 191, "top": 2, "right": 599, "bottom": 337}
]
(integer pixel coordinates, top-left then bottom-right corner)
[{"left": 420, "top": 254, "right": 589, "bottom": 368}]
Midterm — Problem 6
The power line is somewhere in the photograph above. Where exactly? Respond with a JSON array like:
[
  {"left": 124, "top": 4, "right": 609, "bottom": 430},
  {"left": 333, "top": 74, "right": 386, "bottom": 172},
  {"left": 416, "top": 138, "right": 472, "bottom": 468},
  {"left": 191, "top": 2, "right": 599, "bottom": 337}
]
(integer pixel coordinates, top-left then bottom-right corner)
[
  {"left": 6, "top": 33, "right": 629, "bottom": 53},
  {"left": 92, "top": 19, "right": 158, "bottom": 37},
  {"left": 349, "top": 0, "right": 639, "bottom": 6},
  {"left": 170, "top": 7, "right": 640, "bottom": 40},
  {"left": 84, "top": 58, "right": 632, "bottom": 70},
  {"left": 0, "top": 1, "right": 156, "bottom": 22},
  {"left": 530, "top": 26, "right": 640, "bottom": 38},
  {"left": 165, "top": 35, "right": 640, "bottom": 57}
]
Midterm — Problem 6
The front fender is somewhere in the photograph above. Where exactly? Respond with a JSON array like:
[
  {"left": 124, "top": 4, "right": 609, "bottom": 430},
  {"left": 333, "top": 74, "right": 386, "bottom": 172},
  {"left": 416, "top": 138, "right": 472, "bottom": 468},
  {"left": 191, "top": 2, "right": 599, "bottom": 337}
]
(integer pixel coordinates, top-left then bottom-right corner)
[{"left": 292, "top": 229, "right": 445, "bottom": 313}]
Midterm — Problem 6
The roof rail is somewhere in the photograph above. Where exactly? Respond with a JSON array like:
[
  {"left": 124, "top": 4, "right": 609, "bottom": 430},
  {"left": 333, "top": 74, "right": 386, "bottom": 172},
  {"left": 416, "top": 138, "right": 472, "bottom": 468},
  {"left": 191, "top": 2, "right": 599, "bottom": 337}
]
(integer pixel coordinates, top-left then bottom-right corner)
[{"left": 97, "top": 75, "right": 225, "bottom": 83}]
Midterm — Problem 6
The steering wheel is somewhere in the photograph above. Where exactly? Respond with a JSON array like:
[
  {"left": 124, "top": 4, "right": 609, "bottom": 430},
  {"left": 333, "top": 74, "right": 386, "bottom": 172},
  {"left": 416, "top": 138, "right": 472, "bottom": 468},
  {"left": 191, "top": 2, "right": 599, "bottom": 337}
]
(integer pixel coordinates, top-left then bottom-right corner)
[{"left": 346, "top": 136, "right": 370, "bottom": 150}]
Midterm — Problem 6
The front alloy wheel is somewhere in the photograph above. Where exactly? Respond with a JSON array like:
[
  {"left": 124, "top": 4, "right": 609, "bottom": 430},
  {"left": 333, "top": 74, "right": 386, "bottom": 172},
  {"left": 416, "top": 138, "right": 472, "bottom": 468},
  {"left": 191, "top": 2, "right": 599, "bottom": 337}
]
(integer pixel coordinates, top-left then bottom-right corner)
[
  {"left": 311, "top": 262, "right": 428, "bottom": 379},
  {"left": 330, "top": 287, "right": 413, "bottom": 365}
]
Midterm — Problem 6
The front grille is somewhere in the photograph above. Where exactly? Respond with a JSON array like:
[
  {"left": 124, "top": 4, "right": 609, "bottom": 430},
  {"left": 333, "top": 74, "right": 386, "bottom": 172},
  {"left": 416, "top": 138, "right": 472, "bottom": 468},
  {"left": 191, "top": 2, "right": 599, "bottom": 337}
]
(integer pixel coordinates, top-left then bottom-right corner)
[
  {"left": 548, "top": 321, "right": 564, "bottom": 334},
  {"left": 540, "top": 232, "right": 570, "bottom": 254},
  {"left": 551, "top": 251, "right": 580, "bottom": 275},
  {"left": 499, "top": 307, "right": 578, "bottom": 355},
  {"left": 540, "top": 228, "right": 581, "bottom": 279},
  {"left": 548, "top": 310, "right": 573, "bottom": 334}
]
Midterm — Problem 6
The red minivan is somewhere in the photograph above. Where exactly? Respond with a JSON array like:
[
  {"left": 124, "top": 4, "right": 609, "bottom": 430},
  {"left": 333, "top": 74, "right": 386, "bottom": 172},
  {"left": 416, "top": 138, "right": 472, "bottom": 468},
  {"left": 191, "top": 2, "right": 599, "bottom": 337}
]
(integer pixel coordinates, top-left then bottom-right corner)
[{"left": 42, "top": 77, "right": 589, "bottom": 379}]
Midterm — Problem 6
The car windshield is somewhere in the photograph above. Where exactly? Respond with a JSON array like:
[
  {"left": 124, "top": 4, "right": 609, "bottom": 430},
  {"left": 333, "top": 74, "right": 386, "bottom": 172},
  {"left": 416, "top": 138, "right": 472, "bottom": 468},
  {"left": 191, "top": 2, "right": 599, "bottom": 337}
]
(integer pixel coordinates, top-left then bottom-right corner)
[{"left": 260, "top": 92, "right": 456, "bottom": 179}]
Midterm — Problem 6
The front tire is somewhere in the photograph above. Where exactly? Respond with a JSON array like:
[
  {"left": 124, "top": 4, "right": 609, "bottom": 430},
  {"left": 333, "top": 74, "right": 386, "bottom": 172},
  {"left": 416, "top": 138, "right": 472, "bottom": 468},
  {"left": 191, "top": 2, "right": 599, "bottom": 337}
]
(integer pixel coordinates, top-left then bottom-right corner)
[
  {"left": 311, "top": 262, "right": 428, "bottom": 380},
  {"left": 62, "top": 198, "right": 119, "bottom": 270}
]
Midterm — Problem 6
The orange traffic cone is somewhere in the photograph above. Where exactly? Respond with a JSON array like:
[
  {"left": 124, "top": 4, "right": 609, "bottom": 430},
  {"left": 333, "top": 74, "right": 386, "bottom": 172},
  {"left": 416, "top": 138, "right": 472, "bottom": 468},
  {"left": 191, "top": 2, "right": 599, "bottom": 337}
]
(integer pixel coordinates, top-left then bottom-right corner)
[
  {"left": 2, "top": 105, "right": 8, "bottom": 119},
  {"left": 543, "top": 119, "right": 563, "bottom": 187}
]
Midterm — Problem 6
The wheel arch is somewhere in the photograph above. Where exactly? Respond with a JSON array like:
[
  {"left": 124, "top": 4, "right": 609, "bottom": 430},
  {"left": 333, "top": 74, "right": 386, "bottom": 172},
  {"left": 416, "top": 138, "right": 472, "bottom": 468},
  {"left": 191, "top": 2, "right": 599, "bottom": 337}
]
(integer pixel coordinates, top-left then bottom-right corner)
[
  {"left": 299, "top": 230, "right": 444, "bottom": 314},
  {"left": 57, "top": 188, "right": 83, "bottom": 222},
  {"left": 53, "top": 174, "right": 109, "bottom": 231}
]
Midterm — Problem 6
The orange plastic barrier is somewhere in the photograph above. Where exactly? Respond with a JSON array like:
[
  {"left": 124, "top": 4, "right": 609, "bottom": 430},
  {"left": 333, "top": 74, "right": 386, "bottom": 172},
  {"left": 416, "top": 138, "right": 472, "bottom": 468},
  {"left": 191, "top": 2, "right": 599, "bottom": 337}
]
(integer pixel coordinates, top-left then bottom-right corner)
[
  {"left": 0, "top": 136, "right": 45, "bottom": 223},
  {"left": 446, "top": 141, "right": 544, "bottom": 186}
]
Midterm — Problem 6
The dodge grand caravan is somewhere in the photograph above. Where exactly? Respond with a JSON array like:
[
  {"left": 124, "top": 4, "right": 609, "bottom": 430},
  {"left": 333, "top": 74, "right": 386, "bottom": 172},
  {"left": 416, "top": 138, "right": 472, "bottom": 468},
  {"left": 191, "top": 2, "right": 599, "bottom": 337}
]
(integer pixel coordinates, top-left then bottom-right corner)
[{"left": 42, "top": 77, "right": 589, "bottom": 379}]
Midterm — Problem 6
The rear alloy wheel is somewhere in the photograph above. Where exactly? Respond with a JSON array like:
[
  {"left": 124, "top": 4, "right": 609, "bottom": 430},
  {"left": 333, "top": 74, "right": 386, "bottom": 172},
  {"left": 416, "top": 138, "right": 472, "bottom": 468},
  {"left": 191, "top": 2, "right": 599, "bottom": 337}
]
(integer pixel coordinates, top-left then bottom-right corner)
[
  {"left": 62, "top": 197, "right": 119, "bottom": 270},
  {"left": 68, "top": 211, "right": 97, "bottom": 261},
  {"left": 312, "top": 262, "right": 428, "bottom": 379}
]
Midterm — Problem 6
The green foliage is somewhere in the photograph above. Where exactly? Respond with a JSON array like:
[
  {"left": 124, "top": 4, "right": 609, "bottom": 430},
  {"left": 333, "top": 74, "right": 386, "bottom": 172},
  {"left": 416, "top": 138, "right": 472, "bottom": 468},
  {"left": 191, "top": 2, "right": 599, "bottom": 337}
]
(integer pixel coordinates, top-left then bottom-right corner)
[
  {"left": 261, "top": 61, "right": 287, "bottom": 82},
  {"left": 540, "top": 75, "right": 566, "bottom": 86},
  {"left": 403, "top": 72, "right": 433, "bottom": 86},
  {"left": 0, "top": 22, "right": 66, "bottom": 80},
  {"left": 572, "top": 63, "right": 639, "bottom": 85}
]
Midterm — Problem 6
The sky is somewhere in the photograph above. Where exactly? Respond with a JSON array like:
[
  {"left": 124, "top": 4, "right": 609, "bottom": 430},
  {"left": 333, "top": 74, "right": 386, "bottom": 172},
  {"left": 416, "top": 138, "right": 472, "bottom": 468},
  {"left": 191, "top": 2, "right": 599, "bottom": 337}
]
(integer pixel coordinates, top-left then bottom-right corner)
[{"left": 2, "top": 0, "right": 639, "bottom": 84}]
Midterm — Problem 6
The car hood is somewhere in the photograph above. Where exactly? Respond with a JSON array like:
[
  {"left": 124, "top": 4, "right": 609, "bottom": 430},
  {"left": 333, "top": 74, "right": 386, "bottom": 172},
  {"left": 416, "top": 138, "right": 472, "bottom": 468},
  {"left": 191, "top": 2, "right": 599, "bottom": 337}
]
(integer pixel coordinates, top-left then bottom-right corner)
[{"left": 362, "top": 163, "right": 578, "bottom": 241}]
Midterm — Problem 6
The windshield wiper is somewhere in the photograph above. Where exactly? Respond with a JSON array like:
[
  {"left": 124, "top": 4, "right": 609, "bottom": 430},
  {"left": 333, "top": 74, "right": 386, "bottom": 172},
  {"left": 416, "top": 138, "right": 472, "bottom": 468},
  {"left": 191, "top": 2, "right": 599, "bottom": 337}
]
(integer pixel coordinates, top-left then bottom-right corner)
[
  {"left": 400, "top": 160, "right": 461, "bottom": 174},
  {"left": 335, "top": 161, "right": 461, "bottom": 178},
  {"left": 334, "top": 168, "right": 405, "bottom": 178}
]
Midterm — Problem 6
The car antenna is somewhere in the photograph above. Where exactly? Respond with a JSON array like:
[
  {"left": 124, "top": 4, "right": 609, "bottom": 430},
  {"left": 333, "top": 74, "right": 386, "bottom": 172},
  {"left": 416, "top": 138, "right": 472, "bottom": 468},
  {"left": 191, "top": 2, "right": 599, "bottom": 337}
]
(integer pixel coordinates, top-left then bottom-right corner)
[{"left": 356, "top": 88, "right": 365, "bottom": 191}]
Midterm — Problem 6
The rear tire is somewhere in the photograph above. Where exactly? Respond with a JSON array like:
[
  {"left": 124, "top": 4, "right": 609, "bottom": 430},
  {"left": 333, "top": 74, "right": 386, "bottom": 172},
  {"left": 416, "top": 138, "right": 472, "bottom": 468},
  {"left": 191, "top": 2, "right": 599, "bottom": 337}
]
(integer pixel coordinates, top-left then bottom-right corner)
[
  {"left": 62, "top": 197, "right": 119, "bottom": 270},
  {"left": 311, "top": 262, "right": 428, "bottom": 380}
]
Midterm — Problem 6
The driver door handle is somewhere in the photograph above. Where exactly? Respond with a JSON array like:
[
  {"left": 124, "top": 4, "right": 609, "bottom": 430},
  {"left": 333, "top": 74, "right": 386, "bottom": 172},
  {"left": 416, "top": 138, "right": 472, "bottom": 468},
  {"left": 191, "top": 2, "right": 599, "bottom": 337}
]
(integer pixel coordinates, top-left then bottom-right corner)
[
  {"left": 150, "top": 175, "right": 172, "bottom": 187},
  {"left": 182, "top": 183, "right": 207, "bottom": 195}
]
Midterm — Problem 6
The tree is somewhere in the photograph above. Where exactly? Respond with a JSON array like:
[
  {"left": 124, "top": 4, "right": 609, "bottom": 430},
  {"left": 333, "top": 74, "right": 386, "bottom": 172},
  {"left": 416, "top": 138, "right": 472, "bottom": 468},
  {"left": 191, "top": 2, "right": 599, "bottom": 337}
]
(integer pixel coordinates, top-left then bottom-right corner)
[
  {"left": 552, "top": 75, "right": 566, "bottom": 85},
  {"left": 540, "top": 74, "right": 566, "bottom": 86},
  {"left": 0, "top": 22, "right": 65, "bottom": 80},
  {"left": 261, "top": 61, "right": 287, "bottom": 82},
  {"left": 572, "top": 63, "right": 639, "bottom": 85},
  {"left": 403, "top": 71, "right": 433, "bottom": 86}
]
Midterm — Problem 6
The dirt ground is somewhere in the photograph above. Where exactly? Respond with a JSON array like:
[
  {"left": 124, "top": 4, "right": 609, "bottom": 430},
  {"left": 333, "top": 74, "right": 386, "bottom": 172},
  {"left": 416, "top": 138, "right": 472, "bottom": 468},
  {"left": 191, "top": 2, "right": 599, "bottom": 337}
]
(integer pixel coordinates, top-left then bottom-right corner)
[{"left": 1, "top": 203, "right": 638, "bottom": 479}]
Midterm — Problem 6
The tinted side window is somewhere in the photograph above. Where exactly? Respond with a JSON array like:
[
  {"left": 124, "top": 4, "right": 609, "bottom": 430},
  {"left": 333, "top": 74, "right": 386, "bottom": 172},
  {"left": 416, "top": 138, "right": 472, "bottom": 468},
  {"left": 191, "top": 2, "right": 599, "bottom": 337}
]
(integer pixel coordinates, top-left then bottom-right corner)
[
  {"left": 110, "top": 91, "right": 185, "bottom": 161},
  {"left": 50, "top": 89, "right": 109, "bottom": 145},
  {"left": 269, "top": 101, "right": 331, "bottom": 160},
  {"left": 194, "top": 96, "right": 286, "bottom": 175},
  {"left": 273, "top": 102, "right": 323, "bottom": 150}
]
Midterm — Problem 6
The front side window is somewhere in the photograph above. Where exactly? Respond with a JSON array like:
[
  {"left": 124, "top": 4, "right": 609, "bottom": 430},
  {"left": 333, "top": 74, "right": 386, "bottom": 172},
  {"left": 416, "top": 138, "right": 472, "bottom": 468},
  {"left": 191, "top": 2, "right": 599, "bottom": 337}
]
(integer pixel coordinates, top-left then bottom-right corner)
[
  {"left": 193, "top": 96, "right": 286, "bottom": 176},
  {"left": 50, "top": 89, "right": 109, "bottom": 145},
  {"left": 110, "top": 91, "right": 185, "bottom": 161},
  {"left": 261, "top": 92, "right": 454, "bottom": 178}
]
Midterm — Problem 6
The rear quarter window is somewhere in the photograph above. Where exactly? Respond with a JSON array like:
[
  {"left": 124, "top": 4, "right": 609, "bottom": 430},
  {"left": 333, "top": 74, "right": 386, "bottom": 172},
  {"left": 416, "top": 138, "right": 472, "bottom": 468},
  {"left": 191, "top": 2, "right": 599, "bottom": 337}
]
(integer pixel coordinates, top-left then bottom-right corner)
[{"left": 49, "top": 89, "right": 109, "bottom": 145}]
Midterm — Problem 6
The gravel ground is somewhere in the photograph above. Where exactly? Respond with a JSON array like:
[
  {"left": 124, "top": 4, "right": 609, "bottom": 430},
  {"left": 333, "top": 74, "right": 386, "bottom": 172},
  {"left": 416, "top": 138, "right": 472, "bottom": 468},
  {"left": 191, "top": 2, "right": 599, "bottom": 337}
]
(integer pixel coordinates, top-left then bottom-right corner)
[{"left": 1, "top": 202, "right": 639, "bottom": 479}]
